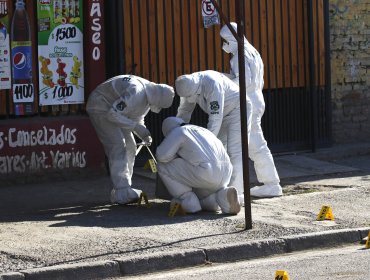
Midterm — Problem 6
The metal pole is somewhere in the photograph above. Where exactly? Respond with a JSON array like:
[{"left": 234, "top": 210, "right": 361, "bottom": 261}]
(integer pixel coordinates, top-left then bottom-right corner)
[
  {"left": 235, "top": 0, "right": 252, "bottom": 230},
  {"left": 307, "top": 0, "right": 317, "bottom": 152},
  {"left": 323, "top": 0, "right": 332, "bottom": 144},
  {"left": 209, "top": 0, "right": 252, "bottom": 229}
]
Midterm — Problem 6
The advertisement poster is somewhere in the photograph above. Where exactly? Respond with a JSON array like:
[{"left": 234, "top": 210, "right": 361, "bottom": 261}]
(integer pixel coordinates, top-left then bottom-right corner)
[
  {"left": 0, "top": 1, "right": 11, "bottom": 90},
  {"left": 37, "top": 0, "right": 84, "bottom": 106},
  {"left": 11, "top": 0, "right": 34, "bottom": 115}
]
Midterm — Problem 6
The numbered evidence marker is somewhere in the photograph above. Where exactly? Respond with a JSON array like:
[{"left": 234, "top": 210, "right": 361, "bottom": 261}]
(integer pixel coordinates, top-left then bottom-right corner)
[
  {"left": 275, "top": 270, "right": 290, "bottom": 280},
  {"left": 365, "top": 231, "right": 370, "bottom": 249},
  {"left": 144, "top": 159, "right": 157, "bottom": 173},
  {"left": 137, "top": 192, "right": 151, "bottom": 208},
  {"left": 168, "top": 203, "right": 186, "bottom": 217},
  {"left": 316, "top": 205, "right": 334, "bottom": 221}
]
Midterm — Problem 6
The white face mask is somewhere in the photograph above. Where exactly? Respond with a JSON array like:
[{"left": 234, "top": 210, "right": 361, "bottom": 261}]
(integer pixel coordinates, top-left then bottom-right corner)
[
  {"left": 150, "top": 104, "right": 161, "bottom": 113},
  {"left": 222, "top": 41, "right": 238, "bottom": 54},
  {"left": 222, "top": 42, "right": 231, "bottom": 53}
]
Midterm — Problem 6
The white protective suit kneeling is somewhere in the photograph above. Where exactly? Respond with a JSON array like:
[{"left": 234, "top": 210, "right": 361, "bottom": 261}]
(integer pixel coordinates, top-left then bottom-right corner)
[
  {"left": 86, "top": 75, "right": 174, "bottom": 205},
  {"left": 220, "top": 22, "right": 282, "bottom": 198},
  {"left": 175, "top": 70, "right": 252, "bottom": 205},
  {"left": 156, "top": 117, "right": 241, "bottom": 215}
]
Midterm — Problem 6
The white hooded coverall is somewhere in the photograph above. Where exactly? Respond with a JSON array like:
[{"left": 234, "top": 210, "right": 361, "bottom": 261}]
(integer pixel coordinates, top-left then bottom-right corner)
[
  {"left": 86, "top": 75, "right": 174, "bottom": 204},
  {"left": 175, "top": 70, "right": 252, "bottom": 204},
  {"left": 220, "top": 23, "right": 281, "bottom": 197},
  {"left": 156, "top": 117, "right": 240, "bottom": 214}
]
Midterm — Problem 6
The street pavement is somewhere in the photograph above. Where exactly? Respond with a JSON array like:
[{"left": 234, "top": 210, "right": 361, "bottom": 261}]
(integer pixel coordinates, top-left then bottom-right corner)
[{"left": 0, "top": 142, "right": 370, "bottom": 280}]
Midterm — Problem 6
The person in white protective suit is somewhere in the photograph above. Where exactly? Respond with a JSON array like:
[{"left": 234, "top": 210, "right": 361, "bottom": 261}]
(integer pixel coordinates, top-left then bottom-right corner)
[
  {"left": 220, "top": 22, "right": 283, "bottom": 198},
  {"left": 156, "top": 116, "right": 241, "bottom": 214},
  {"left": 86, "top": 75, "right": 174, "bottom": 205},
  {"left": 175, "top": 70, "right": 252, "bottom": 205}
]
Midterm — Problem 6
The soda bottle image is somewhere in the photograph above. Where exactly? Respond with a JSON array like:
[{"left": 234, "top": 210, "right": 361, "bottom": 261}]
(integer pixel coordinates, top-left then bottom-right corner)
[
  {"left": 54, "top": 0, "right": 62, "bottom": 24},
  {"left": 11, "top": 0, "right": 34, "bottom": 115}
]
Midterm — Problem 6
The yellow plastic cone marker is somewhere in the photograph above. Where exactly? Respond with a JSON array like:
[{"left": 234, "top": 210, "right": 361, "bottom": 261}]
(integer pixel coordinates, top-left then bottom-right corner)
[
  {"left": 275, "top": 270, "right": 290, "bottom": 280},
  {"left": 168, "top": 203, "right": 186, "bottom": 217},
  {"left": 316, "top": 205, "right": 334, "bottom": 221},
  {"left": 365, "top": 231, "right": 370, "bottom": 249},
  {"left": 144, "top": 159, "right": 157, "bottom": 173},
  {"left": 137, "top": 192, "right": 151, "bottom": 208}
]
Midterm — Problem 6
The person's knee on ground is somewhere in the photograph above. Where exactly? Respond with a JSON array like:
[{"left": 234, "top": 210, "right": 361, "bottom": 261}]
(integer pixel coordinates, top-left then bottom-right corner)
[
  {"left": 172, "top": 191, "right": 201, "bottom": 214},
  {"left": 111, "top": 187, "right": 141, "bottom": 205}
]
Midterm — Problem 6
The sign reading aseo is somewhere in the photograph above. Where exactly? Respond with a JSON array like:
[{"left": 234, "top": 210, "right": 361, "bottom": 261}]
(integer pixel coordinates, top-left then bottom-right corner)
[{"left": 201, "top": 0, "right": 220, "bottom": 28}]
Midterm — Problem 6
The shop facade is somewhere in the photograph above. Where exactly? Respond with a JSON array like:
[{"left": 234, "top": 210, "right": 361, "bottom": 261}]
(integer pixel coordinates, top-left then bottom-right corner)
[{"left": 0, "top": 0, "right": 333, "bottom": 183}]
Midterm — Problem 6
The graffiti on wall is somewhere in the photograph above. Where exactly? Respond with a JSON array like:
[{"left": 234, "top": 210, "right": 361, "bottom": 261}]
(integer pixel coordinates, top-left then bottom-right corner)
[
  {"left": 0, "top": 124, "right": 86, "bottom": 174},
  {"left": 329, "top": 0, "right": 363, "bottom": 32}
]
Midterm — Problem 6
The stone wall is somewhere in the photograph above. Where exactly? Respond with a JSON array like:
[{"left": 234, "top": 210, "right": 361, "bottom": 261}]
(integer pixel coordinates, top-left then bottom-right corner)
[{"left": 329, "top": 0, "right": 370, "bottom": 143}]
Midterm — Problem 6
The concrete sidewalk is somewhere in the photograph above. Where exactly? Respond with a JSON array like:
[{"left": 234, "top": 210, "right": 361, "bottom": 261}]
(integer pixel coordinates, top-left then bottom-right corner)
[{"left": 0, "top": 142, "right": 370, "bottom": 280}]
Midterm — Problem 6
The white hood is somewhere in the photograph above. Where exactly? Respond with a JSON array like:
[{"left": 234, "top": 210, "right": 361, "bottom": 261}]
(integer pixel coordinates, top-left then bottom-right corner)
[
  {"left": 175, "top": 74, "right": 201, "bottom": 98},
  {"left": 146, "top": 82, "right": 174, "bottom": 111},
  {"left": 162, "top": 117, "right": 185, "bottom": 136}
]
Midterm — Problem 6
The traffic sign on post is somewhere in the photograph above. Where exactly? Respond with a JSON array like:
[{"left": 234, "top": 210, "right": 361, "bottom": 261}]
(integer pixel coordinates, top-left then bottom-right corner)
[{"left": 201, "top": 0, "right": 220, "bottom": 28}]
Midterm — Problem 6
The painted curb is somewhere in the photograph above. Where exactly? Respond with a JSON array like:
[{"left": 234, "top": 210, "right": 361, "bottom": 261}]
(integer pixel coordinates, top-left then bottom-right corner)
[
  {"left": 203, "top": 239, "right": 286, "bottom": 263},
  {"left": 115, "top": 249, "right": 207, "bottom": 275},
  {"left": 284, "top": 228, "right": 366, "bottom": 252},
  {"left": 21, "top": 260, "right": 120, "bottom": 280}
]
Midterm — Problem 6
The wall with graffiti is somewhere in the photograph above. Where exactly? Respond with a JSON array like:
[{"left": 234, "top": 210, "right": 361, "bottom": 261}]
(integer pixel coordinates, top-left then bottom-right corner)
[
  {"left": 0, "top": 117, "right": 105, "bottom": 184},
  {"left": 329, "top": 0, "right": 370, "bottom": 143}
]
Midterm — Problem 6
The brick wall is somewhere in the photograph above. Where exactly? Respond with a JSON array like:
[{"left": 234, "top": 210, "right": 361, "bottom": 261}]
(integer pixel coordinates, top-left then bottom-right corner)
[{"left": 329, "top": 0, "right": 370, "bottom": 143}]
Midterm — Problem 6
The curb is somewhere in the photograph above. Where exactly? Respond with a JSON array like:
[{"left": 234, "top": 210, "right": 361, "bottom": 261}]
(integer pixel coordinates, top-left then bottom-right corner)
[{"left": 1, "top": 228, "right": 369, "bottom": 280}]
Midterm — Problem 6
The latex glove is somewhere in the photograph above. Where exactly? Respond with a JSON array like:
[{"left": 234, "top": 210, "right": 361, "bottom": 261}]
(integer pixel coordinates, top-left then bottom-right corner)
[{"left": 133, "top": 123, "right": 151, "bottom": 142}]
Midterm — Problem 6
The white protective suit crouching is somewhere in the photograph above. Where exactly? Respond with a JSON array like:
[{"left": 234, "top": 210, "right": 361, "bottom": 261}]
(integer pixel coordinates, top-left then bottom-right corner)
[
  {"left": 220, "top": 23, "right": 282, "bottom": 198},
  {"left": 175, "top": 70, "right": 252, "bottom": 204},
  {"left": 156, "top": 117, "right": 240, "bottom": 214},
  {"left": 86, "top": 75, "right": 174, "bottom": 204}
]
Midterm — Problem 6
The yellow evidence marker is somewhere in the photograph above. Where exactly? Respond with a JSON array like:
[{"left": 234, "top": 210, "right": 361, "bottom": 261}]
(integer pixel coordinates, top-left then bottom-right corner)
[
  {"left": 168, "top": 203, "right": 186, "bottom": 217},
  {"left": 144, "top": 159, "right": 157, "bottom": 173},
  {"left": 316, "top": 205, "right": 334, "bottom": 221},
  {"left": 365, "top": 231, "right": 370, "bottom": 249},
  {"left": 137, "top": 192, "right": 151, "bottom": 208},
  {"left": 275, "top": 270, "right": 290, "bottom": 280}
]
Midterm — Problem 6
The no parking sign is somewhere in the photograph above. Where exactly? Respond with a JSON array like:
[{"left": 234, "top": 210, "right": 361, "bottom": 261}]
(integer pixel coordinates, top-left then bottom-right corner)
[{"left": 201, "top": 0, "right": 220, "bottom": 28}]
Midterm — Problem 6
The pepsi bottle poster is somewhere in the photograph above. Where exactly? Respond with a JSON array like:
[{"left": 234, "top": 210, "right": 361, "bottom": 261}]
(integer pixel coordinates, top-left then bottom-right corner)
[
  {"left": 0, "top": 1, "right": 12, "bottom": 90},
  {"left": 11, "top": 0, "right": 34, "bottom": 115},
  {"left": 37, "top": 0, "right": 84, "bottom": 106}
]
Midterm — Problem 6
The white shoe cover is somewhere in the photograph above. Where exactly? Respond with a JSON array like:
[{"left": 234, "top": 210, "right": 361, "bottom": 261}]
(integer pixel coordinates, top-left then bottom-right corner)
[
  {"left": 200, "top": 193, "right": 220, "bottom": 212},
  {"left": 216, "top": 187, "right": 241, "bottom": 215},
  {"left": 173, "top": 192, "right": 202, "bottom": 213},
  {"left": 238, "top": 194, "right": 245, "bottom": 206},
  {"left": 111, "top": 187, "right": 141, "bottom": 204},
  {"left": 250, "top": 184, "right": 283, "bottom": 198}
]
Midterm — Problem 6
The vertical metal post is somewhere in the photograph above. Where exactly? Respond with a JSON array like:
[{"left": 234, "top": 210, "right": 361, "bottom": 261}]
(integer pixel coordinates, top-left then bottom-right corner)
[
  {"left": 323, "top": 0, "right": 332, "bottom": 144},
  {"left": 307, "top": 0, "right": 317, "bottom": 152},
  {"left": 210, "top": 0, "right": 252, "bottom": 229},
  {"left": 235, "top": 0, "right": 252, "bottom": 230}
]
